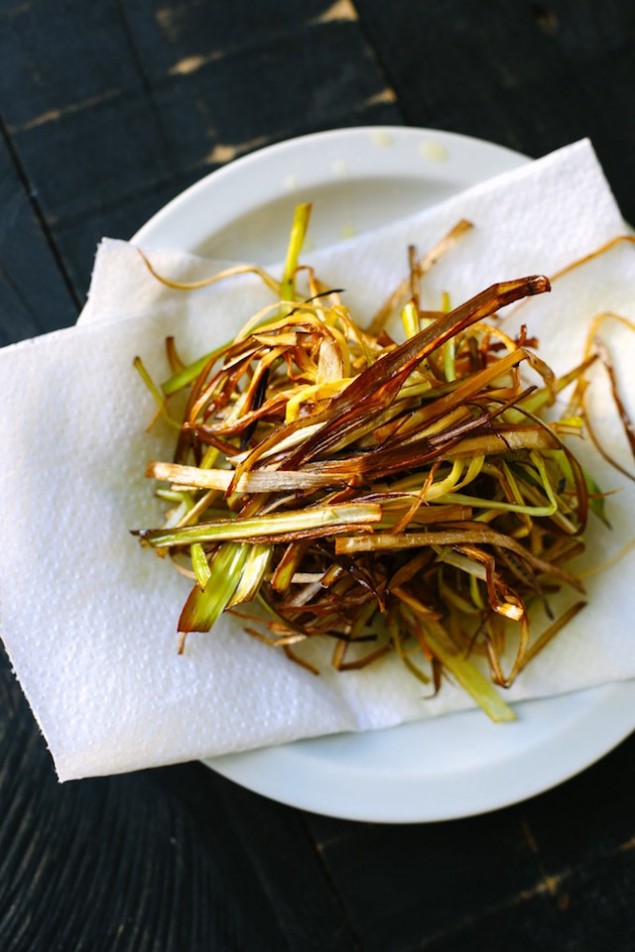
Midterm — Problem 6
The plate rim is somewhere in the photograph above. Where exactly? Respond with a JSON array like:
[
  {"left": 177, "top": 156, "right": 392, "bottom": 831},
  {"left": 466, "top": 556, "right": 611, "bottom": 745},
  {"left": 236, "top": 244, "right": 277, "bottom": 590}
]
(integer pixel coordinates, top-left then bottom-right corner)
[
  {"left": 132, "top": 124, "right": 529, "bottom": 252},
  {"left": 205, "top": 682, "right": 634, "bottom": 823},
  {"left": 133, "top": 125, "right": 635, "bottom": 823}
]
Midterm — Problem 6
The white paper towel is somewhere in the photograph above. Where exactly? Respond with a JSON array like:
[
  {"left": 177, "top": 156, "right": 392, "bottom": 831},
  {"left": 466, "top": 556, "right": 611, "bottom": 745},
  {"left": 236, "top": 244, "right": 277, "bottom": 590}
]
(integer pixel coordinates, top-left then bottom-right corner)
[{"left": 1, "top": 139, "right": 634, "bottom": 782}]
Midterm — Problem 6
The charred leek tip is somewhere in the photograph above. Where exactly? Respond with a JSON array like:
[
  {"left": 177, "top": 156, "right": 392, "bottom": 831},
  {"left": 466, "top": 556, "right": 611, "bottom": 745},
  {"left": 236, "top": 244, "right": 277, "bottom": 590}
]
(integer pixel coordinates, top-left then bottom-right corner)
[{"left": 528, "top": 274, "right": 551, "bottom": 295}]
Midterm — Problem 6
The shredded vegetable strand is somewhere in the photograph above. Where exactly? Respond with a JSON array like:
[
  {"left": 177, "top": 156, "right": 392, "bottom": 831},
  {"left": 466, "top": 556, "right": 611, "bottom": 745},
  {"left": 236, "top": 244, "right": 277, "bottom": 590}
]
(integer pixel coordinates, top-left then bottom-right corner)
[{"left": 133, "top": 214, "right": 629, "bottom": 721}]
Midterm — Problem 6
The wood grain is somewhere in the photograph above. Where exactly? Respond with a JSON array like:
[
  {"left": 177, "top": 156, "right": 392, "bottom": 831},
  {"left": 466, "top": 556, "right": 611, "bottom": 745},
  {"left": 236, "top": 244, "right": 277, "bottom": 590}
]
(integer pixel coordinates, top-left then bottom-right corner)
[
  {"left": 0, "top": 132, "right": 78, "bottom": 344},
  {"left": 0, "top": 1, "right": 634, "bottom": 949},
  {"left": 355, "top": 0, "right": 635, "bottom": 220},
  {"left": 0, "top": 0, "right": 400, "bottom": 303}
]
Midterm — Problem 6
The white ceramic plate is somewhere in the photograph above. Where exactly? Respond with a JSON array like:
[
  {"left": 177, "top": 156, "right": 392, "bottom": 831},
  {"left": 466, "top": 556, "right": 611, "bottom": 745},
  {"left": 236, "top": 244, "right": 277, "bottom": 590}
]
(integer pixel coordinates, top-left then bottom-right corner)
[{"left": 133, "top": 127, "right": 635, "bottom": 823}]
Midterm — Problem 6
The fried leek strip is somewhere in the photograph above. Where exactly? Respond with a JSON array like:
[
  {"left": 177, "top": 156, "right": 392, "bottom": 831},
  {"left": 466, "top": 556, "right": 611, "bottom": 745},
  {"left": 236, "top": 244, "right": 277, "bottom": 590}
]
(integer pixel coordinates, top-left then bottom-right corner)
[{"left": 133, "top": 212, "right": 630, "bottom": 721}]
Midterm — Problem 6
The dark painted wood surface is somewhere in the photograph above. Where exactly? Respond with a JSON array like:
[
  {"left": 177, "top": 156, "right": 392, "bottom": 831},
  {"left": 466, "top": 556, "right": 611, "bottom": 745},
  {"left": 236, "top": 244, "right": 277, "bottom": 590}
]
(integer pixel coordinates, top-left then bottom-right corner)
[{"left": 0, "top": 2, "right": 634, "bottom": 949}]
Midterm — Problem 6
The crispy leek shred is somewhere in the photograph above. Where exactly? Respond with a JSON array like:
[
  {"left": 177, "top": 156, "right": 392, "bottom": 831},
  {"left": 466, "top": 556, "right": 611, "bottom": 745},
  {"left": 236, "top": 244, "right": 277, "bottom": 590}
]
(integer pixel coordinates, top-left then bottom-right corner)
[{"left": 132, "top": 208, "right": 632, "bottom": 722}]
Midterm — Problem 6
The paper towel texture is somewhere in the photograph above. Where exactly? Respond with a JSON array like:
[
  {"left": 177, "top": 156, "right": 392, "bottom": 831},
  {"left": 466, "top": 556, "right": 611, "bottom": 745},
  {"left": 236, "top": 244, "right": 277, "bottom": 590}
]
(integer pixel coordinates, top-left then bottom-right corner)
[{"left": 1, "top": 139, "right": 634, "bottom": 781}]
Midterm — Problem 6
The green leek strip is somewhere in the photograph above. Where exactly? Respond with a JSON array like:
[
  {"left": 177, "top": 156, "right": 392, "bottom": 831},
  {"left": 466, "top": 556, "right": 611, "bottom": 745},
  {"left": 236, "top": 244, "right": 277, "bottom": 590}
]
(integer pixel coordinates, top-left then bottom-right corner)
[
  {"left": 423, "top": 619, "right": 515, "bottom": 722},
  {"left": 438, "top": 572, "right": 480, "bottom": 615},
  {"left": 133, "top": 356, "right": 179, "bottom": 427},
  {"left": 191, "top": 542, "right": 212, "bottom": 589},
  {"left": 133, "top": 356, "right": 165, "bottom": 407},
  {"left": 156, "top": 488, "right": 191, "bottom": 503},
  {"left": 163, "top": 494, "right": 195, "bottom": 529},
  {"left": 441, "top": 291, "right": 456, "bottom": 382},
  {"left": 401, "top": 301, "right": 419, "bottom": 339},
  {"left": 162, "top": 347, "right": 226, "bottom": 396},
  {"left": 547, "top": 449, "right": 608, "bottom": 525},
  {"left": 435, "top": 491, "right": 556, "bottom": 517},
  {"left": 442, "top": 336, "right": 456, "bottom": 382},
  {"left": 163, "top": 202, "right": 311, "bottom": 397},
  {"left": 334, "top": 531, "right": 584, "bottom": 594},
  {"left": 228, "top": 544, "right": 273, "bottom": 607},
  {"left": 137, "top": 502, "right": 382, "bottom": 548},
  {"left": 280, "top": 203, "right": 312, "bottom": 301},
  {"left": 582, "top": 468, "right": 608, "bottom": 524},
  {"left": 529, "top": 450, "right": 560, "bottom": 509},
  {"left": 179, "top": 542, "right": 249, "bottom": 633},
  {"left": 200, "top": 445, "right": 221, "bottom": 470},
  {"left": 434, "top": 548, "right": 487, "bottom": 580},
  {"left": 469, "top": 573, "right": 485, "bottom": 610},
  {"left": 387, "top": 615, "right": 431, "bottom": 686}
]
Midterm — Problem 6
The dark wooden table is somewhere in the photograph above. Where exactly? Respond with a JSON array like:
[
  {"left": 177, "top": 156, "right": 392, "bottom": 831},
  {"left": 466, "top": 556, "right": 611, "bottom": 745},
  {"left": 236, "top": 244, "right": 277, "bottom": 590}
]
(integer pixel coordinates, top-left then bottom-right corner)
[{"left": 1, "top": 2, "right": 634, "bottom": 949}]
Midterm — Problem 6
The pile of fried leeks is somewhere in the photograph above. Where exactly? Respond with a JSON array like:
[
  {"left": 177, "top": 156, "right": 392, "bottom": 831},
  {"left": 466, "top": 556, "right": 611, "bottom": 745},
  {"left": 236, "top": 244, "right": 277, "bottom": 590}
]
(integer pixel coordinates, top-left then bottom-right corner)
[{"left": 133, "top": 204, "right": 623, "bottom": 723}]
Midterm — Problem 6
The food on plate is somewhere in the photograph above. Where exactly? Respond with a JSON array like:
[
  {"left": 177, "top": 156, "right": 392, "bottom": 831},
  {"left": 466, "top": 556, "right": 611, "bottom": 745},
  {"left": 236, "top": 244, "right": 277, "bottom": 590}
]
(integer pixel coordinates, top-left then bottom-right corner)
[{"left": 133, "top": 206, "right": 633, "bottom": 721}]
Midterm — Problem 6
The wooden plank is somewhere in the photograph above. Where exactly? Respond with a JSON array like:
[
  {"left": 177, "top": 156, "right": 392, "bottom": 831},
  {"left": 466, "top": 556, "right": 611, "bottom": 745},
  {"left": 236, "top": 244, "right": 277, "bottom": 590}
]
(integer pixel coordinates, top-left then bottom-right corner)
[
  {"left": 422, "top": 833, "right": 635, "bottom": 949},
  {"left": 522, "top": 734, "right": 635, "bottom": 871},
  {"left": 210, "top": 774, "right": 361, "bottom": 949},
  {"left": 354, "top": 0, "right": 635, "bottom": 221},
  {"left": 0, "top": 651, "right": 289, "bottom": 950},
  {"left": 303, "top": 735, "right": 635, "bottom": 949},
  {"left": 0, "top": 132, "right": 77, "bottom": 345},
  {"left": 0, "top": 5, "right": 399, "bottom": 947},
  {"left": 0, "top": 0, "right": 401, "bottom": 301},
  {"left": 2, "top": 3, "right": 635, "bottom": 949},
  {"left": 303, "top": 806, "right": 544, "bottom": 950},
  {"left": 0, "top": 661, "right": 359, "bottom": 949}
]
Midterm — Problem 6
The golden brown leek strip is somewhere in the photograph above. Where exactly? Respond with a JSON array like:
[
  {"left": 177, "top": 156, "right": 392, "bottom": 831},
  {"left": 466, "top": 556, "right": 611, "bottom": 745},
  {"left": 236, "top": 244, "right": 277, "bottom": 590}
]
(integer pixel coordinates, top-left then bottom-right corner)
[
  {"left": 597, "top": 343, "right": 635, "bottom": 454},
  {"left": 503, "top": 234, "right": 635, "bottom": 324},
  {"left": 581, "top": 329, "right": 635, "bottom": 481},
  {"left": 579, "top": 408, "right": 635, "bottom": 484},
  {"left": 335, "top": 644, "right": 392, "bottom": 671},
  {"left": 165, "top": 337, "right": 185, "bottom": 373},
  {"left": 443, "top": 428, "right": 559, "bottom": 458},
  {"left": 232, "top": 279, "right": 548, "bottom": 483},
  {"left": 550, "top": 234, "right": 635, "bottom": 284},
  {"left": 283, "top": 644, "right": 319, "bottom": 676},
  {"left": 335, "top": 528, "right": 584, "bottom": 593},
  {"left": 368, "top": 219, "right": 474, "bottom": 334},
  {"left": 282, "top": 276, "right": 550, "bottom": 470},
  {"left": 137, "top": 250, "right": 281, "bottom": 295},
  {"left": 507, "top": 353, "right": 598, "bottom": 421},
  {"left": 578, "top": 538, "right": 635, "bottom": 580},
  {"left": 301, "top": 426, "right": 558, "bottom": 483},
  {"left": 517, "top": 601, "right": 587, "bottom": 672},
  {"left": 243, "top": 626, "right": 308, "bottom": 648},
  {"left": 332, "top": 602, "right": 389, "bottom": 670},
  {"left": 407, "top": 346, "right": 530, "bottom": 432},
  {"left": 146, "top": 461, "right": 350, "bottom": 493},
  {"left": 136, "top": 210, "right": 614, "bottom": 716},
  {"left": 450, "top": 543, "right": 524, "bottom": 622},
  {"left": 387, "top": 614, "right": 430, "bottom": 684}
]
